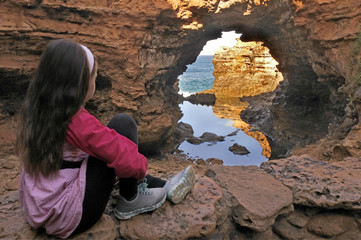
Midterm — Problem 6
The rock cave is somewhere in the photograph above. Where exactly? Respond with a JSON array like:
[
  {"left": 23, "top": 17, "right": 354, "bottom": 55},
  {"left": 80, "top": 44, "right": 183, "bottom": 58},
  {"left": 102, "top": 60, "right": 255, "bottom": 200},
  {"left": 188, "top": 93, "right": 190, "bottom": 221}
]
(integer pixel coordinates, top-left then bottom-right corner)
[{"left": 1, "top": 0, "right": 361, "bottom": 239}]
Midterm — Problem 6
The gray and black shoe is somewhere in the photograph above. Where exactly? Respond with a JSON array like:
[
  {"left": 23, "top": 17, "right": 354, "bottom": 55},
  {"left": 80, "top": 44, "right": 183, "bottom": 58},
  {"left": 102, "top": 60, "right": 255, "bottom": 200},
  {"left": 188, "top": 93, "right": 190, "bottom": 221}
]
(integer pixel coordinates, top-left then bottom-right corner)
[{"left": 114, "top": 179, "right": 166, "bottom": 220}]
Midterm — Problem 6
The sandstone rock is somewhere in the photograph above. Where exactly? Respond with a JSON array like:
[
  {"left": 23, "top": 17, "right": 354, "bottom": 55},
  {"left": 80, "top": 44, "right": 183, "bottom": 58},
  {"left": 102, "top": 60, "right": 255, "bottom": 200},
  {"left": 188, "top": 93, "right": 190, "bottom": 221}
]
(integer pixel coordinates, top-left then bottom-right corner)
[
  {"left": 2, "top": 155, "right": 17, "bottom": 169},
  {"left": 186, "top": 132, "right": 225, "bottom": 145},
  {"left": 2, "top": 0, "right": 361, "bottom": 237},
  {"left": 228, "top": 143, "right": 250, "bottom": 155},
  {"left": 32, "top": 214, "right": 118, "bottom": 240},
  {"left": 1, "top": 0, "right": 361, "bottom": 156},
  {"left": 118, "top": 175, "right": 224, "bottom": 240},
  {"left": 206, "top": 158, "right": 224, "bottom": 165},
  {"left": 334, "top": 229, "right": 361, "bottom": 240},
  {"left": 0, "top": 191, "right": 35, "bottom": 240},
  {"left": 194, "top": 158, "right": 207, "bottom": 165},
  {"left": 205, "top": 165, "right": 293, "bottom": 232},
  {"left": 203, "top": 40, "right": 283, "bottom": 98},
  {"left": 341, "top": 124, "right": 361, "bottom": 158},
  {"left": 353, "top": 87, "right": 361, "bottom": 103},
  {"left": 175, "top": 121, "right": 194, "bottom": 144},
  {"left": 272, "top": 217, "right": 323, "bottom": 240},
  {"left": 286, "top": 209, "right": 309, "bottom": 228},
  {"left": 200, "top": 132, "right": 225, "bottom": 143},
  {"left": 186, "top": 136, "right": 203, "bottom": 145},
  {"left": 4, "top": 175, "right": 19, "bottom": 191},
  {"left": 261, "top": 155, "right": 361, "bottom": 210},
  {"left": 307, "top": 213, "right": 357, "bottom": 238},
  {"left": 0, "top": 154, "right": 20, "bottom": 194},
  {"left": 185, "top": 93, "right": 216, "bottom": 106},
  {"left": 229, "top": 226, "right": 282, "bottom": 240},
  {"left": 71, "top": 214, "right": 117, "bottom": 240}
]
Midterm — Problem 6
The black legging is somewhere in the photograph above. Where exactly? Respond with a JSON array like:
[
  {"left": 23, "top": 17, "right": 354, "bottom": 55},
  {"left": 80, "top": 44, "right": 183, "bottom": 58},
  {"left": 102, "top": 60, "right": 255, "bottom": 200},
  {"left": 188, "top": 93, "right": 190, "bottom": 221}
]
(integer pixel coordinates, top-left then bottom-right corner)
[{"left": 72, "top": 113, "right": 165, "bottom": 235}]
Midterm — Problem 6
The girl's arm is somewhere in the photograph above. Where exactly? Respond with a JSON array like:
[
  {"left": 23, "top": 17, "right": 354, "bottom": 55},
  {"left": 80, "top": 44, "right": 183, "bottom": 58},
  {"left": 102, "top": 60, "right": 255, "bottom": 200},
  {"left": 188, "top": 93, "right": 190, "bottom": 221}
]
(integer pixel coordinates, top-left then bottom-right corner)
[{"left": 65, "top": 109, "right": 147, "bottom": 179}]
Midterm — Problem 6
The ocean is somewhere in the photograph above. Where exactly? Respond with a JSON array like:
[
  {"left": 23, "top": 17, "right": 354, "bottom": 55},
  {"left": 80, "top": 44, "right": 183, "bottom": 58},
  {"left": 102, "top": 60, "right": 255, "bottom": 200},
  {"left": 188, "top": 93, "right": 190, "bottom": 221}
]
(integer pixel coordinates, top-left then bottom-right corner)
[
  {"left": 178, "top": 55, "right": 214, "bottom": 96},
  {"left": 177, "top": 55, "right": 268, "bottom": 166}
]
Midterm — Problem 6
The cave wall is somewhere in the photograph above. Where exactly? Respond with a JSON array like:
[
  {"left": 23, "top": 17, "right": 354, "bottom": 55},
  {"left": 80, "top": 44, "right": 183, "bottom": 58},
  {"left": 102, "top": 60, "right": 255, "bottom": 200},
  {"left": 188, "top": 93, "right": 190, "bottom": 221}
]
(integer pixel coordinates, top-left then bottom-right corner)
[{"left": 1, "top": 0, "right": 360, "bottom": 155}]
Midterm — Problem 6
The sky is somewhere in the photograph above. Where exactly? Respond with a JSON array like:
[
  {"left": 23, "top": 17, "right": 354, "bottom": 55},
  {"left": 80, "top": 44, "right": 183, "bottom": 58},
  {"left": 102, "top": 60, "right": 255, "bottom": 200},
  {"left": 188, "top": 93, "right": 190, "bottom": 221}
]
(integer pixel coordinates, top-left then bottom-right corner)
[{"left": 199, "top": 31, "right": 242, "bottom": 55}]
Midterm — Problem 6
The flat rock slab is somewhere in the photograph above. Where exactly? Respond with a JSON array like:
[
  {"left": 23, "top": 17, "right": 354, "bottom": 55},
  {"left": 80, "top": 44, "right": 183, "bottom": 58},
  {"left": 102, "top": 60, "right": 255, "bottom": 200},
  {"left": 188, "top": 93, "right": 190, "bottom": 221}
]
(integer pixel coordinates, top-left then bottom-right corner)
[
  {"left": 261, "top": 155, "right": 361, "bottom": 210},
  {"left": 205, "top": 165, "right": 293, "bottom": 232},
  {"left": 118, "top": 174, "right": 224, "bottom": 240}
]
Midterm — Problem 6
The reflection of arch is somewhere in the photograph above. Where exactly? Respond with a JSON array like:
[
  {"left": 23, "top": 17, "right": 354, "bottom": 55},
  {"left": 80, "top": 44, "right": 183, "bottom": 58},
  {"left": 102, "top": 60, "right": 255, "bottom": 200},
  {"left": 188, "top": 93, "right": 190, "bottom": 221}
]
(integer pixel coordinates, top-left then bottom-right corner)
[{"left": 211, "top": 98, "right": 271, "bottom": 158}]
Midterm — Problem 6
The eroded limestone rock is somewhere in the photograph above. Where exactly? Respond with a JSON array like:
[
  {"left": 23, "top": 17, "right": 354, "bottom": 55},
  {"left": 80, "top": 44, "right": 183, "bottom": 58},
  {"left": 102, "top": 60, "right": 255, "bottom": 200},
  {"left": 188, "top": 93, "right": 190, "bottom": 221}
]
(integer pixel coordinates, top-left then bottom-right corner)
[
  {"left": 175, "top": 122, "right": 194, "bottom": 145},
  {"left": 204, "top": 40, "right": 283, "bottom": 98},
  {"left": 273, "top": 205, "right": 361, "bottom": 240},
  {"left": 307, "top": 213, "right": 357, "bottom": 238},
  {"left": 1, "top": 0, "right": 361, "bottom": 155},
  {"left": 205, "top": 165, "right": 293, "bottom": 232},
  {"left": 118, "top": 174, "right": 224, "bottom": 240},
  {"left": 261, "top": 155, "right": 361, "bottom": 210}
]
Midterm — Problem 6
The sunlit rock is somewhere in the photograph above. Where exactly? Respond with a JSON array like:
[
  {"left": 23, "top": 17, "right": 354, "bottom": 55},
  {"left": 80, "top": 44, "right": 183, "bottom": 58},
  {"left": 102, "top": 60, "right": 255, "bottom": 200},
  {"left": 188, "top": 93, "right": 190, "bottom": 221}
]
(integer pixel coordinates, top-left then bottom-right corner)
[{"left": 203, "top": 40, "right": 283, "bottom": 98}]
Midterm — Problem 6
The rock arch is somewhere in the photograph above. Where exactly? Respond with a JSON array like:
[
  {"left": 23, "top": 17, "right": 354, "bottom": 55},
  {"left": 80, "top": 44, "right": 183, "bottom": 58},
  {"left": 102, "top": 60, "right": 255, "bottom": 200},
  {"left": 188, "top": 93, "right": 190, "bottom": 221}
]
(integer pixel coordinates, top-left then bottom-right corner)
[{"left": 0, "top": 0, "right": 359, "bottom": 156}]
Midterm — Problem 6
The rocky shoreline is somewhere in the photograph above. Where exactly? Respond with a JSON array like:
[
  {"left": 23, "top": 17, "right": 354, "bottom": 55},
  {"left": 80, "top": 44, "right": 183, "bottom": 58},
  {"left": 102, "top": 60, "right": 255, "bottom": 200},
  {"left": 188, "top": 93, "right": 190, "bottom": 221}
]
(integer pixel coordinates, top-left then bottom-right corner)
[
  {"left": 1, "top": 152, "right": 360, "bottom": 239},
  {"left": 1, "top": 0, "right": 361, "bottom": 239}
]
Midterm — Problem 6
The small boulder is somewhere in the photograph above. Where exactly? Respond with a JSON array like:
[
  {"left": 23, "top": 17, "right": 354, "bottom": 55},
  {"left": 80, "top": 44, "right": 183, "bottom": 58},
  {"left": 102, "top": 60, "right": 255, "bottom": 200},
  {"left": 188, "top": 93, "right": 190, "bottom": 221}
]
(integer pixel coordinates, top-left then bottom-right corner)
[
  {"left": 228, "top": 143, "right": 250, "bottom": 155},
  {"left": 200, "top": 132, "right": 225, "bottom": 143},
  {"left": 186, "top": 136, "right": 203, "bottom": 145},
  {"left": 175, "top": 122, "right": 194, "bottom": 144}
]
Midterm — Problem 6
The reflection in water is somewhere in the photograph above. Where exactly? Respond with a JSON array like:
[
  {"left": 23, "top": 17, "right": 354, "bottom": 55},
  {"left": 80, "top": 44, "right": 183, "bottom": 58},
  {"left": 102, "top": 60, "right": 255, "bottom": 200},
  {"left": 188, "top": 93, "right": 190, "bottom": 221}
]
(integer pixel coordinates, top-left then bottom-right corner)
[
  {"left": 212, "top": 97, "right": 271, "bottom": 158},
  {"left": 177, "top": 39, "right": 280, "bottom": 166},
  {"left": 178, "top": 101, "right": 269, "bottom": 166}
]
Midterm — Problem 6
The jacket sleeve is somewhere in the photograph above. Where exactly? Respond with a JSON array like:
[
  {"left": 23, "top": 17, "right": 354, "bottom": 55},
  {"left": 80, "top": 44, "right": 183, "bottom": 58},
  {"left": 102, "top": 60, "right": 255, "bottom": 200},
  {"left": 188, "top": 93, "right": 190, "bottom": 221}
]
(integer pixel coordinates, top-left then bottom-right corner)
[{"left": 65, "top": 109, "right": 147, "bottom": 179}]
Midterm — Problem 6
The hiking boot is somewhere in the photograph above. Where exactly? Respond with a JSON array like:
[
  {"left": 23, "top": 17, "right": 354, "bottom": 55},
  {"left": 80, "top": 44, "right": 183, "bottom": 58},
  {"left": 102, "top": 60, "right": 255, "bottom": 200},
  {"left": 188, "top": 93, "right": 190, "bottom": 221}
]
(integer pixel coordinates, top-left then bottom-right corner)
[
  {"left": 114, "top": 179, "right": 166, "bottom": 220},
  {"left": 163, "top": 165, "right": 196, "bottom": 204}
]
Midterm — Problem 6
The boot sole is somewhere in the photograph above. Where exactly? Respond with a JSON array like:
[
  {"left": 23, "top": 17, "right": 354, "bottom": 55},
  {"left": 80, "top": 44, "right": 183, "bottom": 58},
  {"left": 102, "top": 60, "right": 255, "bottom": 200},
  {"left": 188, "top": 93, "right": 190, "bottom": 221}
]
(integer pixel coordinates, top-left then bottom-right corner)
[
  {"left": 167, "top": 165, "right": 196, "bottom": 204},
  {"left": 114, "top": 193, "right": 166, "bottom": 220}
]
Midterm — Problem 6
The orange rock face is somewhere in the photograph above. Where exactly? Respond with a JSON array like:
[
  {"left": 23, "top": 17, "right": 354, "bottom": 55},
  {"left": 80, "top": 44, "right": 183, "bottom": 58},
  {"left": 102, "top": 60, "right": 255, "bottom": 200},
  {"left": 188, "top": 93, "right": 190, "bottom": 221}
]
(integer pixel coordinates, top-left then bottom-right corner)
[
  {"left": 206, "top": 40, "right": 283, "bottom": 98},
  {"left": 1, "top": 1, "right": 361, "bottom": 238},
  {"left": 1, "top": 0, "right": 361, "bottom": 155}
]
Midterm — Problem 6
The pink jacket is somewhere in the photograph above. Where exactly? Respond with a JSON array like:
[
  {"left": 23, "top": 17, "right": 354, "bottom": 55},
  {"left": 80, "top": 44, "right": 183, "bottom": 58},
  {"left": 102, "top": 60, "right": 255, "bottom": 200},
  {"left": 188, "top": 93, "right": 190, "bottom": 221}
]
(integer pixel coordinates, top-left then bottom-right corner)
[{"left": 20, "top": 108, "right": 147, "bottom": 238}]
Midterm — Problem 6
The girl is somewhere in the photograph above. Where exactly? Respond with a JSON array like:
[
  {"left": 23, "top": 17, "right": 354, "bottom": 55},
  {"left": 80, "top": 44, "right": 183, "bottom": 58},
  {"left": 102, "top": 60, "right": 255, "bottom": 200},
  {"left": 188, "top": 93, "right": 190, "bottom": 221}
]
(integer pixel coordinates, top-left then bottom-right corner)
[{"left": 17, "top": 39, "right": 196, "bottom": 238}]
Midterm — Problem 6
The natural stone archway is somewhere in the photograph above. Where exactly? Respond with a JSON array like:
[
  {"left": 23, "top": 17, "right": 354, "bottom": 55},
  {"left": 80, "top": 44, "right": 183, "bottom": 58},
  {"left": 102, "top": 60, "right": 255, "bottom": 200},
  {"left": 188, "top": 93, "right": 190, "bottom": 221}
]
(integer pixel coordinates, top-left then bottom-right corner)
[{"left": 1, "top": 0, "right": 360, "bottom": 157}]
